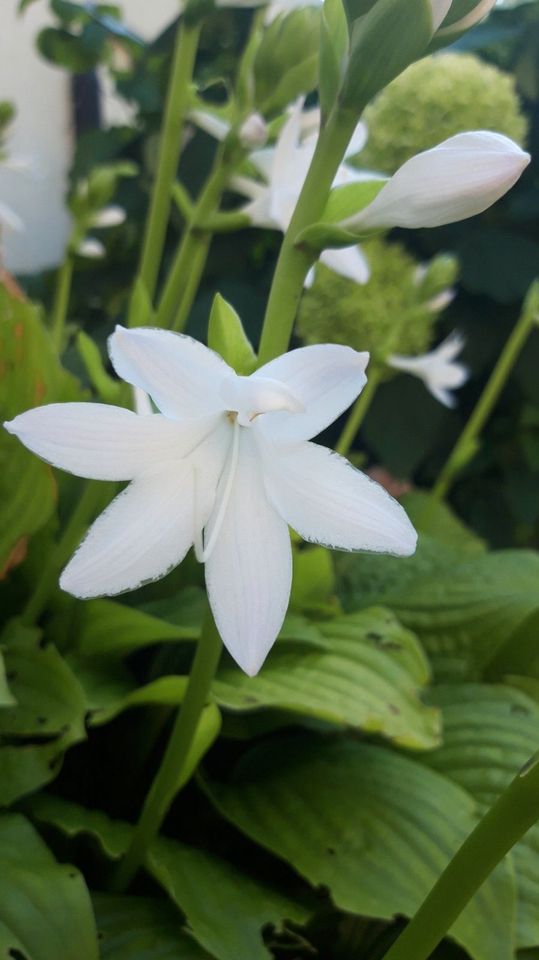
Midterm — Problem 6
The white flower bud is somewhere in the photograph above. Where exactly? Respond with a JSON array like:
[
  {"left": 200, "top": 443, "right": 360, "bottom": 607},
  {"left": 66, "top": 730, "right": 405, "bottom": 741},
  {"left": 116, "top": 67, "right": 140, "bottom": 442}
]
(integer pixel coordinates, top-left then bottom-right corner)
[
  {"left": 239, "top": 113, "right": 268, "bottom": 150},
  {"left": 437, "top": 0, "right": 496, "bottom": 35},
  {"left": 77, "top": 237, "right": 106, "bottom": 259},
  {"left": 91, "top": 205, "right": 126, "bottom": 228}
]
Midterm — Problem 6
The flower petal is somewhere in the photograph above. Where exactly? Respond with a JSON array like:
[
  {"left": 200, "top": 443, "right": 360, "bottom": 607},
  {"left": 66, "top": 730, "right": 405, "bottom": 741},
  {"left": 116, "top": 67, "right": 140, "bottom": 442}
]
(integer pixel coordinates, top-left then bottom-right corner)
[
  {"left": 263, "top": 440, "right": 417, "bottom": 556},
  {"left": 4, "top": 402, "right": 217, "bottom": 480},
  {"left": 61, "top": 424, "right": 230, "bottom": 598},
  {"left": 318, "top": 245, "right": 371, "bottom": 285},
  {"left": 255, "top": 344, "right": 369, "bottom": 443},
  {"left": 348, "top": 132, "right": 530, "bottom": 231},
  {"left": 109, "top": 326, "right": 232, "bottom": 420},
  {"left": 205, "top": 431, "right": 292, "bottom": 676}
]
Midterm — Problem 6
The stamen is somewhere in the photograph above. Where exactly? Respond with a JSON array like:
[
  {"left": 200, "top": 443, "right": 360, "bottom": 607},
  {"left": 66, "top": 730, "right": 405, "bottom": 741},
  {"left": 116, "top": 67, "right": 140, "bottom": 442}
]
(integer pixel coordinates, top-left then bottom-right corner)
[{"left": 194, "top": 417, "right": 240, "bottom": 564}]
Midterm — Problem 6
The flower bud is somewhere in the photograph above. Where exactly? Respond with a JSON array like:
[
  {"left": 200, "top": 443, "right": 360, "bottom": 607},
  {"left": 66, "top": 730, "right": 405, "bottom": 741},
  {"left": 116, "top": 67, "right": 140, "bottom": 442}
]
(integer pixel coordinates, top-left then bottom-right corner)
[
  {"left": 239, "top": 113, "right": 268, "bottom": 149},
  {"left": 437, "top": 0, "right": 496, "bottom": 36}
]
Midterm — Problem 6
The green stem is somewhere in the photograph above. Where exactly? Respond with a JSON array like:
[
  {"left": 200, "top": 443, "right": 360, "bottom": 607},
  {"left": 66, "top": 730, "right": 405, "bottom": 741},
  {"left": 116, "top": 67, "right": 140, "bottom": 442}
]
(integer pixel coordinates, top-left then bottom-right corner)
[
  {"left": 21, "top": 480, "right": 108, "bottom": 626},
  {"left": 257, "top": 107, "right": 357, "bottom": 364},
  {"left": 382, "top": 749, "right": 539, "bottom": 960},
  {"left": 432, "top": 285, "right": 539, "bottom": 501},
  {"left": 110, "top": 610, "right": 222, "bottom": 892},
  {"left": 131, "top": 21, "right": 201, "bottom": 312},
  {"left": 155, "top": 143, "right": 235, "bottom": 331},
  {"left": 336, "top": 366, "right": 382, "bottom": 457},
  {"left": 51, "top": 256, "right": 74, "bottom": 353}
]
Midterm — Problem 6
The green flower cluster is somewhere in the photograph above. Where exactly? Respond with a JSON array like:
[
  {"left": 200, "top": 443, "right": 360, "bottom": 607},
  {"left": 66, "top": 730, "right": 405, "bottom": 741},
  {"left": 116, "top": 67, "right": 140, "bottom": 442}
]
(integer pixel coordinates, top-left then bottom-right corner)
[
  {"left": 298, "top": 238, "right": 458, "bottom": 363},
  {"left": 357, "top": 53, "right": 528, "bottom": 175}
]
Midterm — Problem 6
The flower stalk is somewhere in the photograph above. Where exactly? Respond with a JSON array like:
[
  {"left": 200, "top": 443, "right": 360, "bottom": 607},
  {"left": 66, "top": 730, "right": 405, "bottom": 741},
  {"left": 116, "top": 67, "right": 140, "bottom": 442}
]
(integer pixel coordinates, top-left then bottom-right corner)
[
  {"left": 130, "top": 20, "right": 201, "bottom": 316},
  {"left": 258, "top": 106, "right": 357, "bottom": 364},
  {"left": 432, "top": 280, "right": 539, "bottom": 501},
  {"left": 50, "top": 255, "right": 74, "bottom": 354},
  {"left": 111, "top": 608, "right": 222, "bottom": 892},
  {"left": 336, "top": 365, "right": 383, "bottom": 457},
  {"left": 382, "top": 749, "right": 539, "bottom": 960}
]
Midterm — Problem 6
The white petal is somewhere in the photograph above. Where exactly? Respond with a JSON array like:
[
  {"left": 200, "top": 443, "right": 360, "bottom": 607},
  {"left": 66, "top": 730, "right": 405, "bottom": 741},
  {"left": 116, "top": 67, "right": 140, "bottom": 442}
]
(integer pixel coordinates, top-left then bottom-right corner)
[
  {"left": 190, "top": 110, "right": 230, "bottom": 141},
  {"left": 0, "top": 202, "right": 25, "bottom": 233},
  {"left": 219, "top": 373, "right": 303, "bottom": 426},
  {"left": 345, "top": 121, "right": 368, "bottom": 159},
  {"left": 272, "top": 99, "right": 304, "bottom": 186},
  {"left": 60, "top": 468, "right": 195, "bottom": 598},
  {"left": 348, "top": 132, "right": 530, "bottom": 231},
  {"left": 438, "top": 0, "right": 495, "bottom": 34},
  {"left": 109, "top": 326, "right": 232, "bottom": 420},
  {"left": 132, "top": 387, "right": 154, "bottom": 416},
  {"left": 61, "top": 425, "right": 230, "bottom": 598},
  {"left": 255, "top": 344, "right": 369, "bottom": 443},
  {"left": 4, "top": 403, "right": 217, "bottom": 480},
  {"left": 430, "top": 0, "right": 453, "bottom": 30},
  {"left": 77, "top": 237, "right": 106, "bottom": 258},
  {"left": 205, "top": 431, "right": 292, "bottom": 676},
  {"left": 263, "top": 441, "right": 417, "bottom": 556},
  {"left": 318, "top": 245, "right": 371, "bottom": 285},
  {"left": 91, "top": 205, "right": 126, "bottom": 228},
  {"left": 248, "top": 149, "right": 275, "bottom": 181}
]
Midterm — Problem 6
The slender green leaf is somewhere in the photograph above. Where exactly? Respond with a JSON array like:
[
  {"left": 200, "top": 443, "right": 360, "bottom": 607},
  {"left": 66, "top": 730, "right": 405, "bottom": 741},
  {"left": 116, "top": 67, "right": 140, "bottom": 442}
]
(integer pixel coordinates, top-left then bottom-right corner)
[{"left": 208, "top": 294, "right": 257, "bottom": 375}]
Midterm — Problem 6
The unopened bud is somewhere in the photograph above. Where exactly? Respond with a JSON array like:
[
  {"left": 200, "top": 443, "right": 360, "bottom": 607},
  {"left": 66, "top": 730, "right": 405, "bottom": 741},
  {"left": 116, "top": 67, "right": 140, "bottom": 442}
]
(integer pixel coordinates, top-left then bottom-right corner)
[
  {"left": 239, "top": 113, "right": 268, "bottom": 149},
  {"left": 437, "top": 0, "right": 496, "bottom": 36}
]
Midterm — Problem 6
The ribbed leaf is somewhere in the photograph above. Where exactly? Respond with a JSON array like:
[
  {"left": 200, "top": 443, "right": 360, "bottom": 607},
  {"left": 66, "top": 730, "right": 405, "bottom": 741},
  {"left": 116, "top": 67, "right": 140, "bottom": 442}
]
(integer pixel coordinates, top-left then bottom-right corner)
[
  {"left": 213, "top": 608, "right": 440, "bottom": 749},
  {"left": 204, "top": 734, "right": 515, "bottom": 960},
  {"left": 29, "top": 795, "right": 311, "bottom": 960},
  {"left": 423, "top": 684, "right": 539, "bottom": 949},
  {"left": 76, "top": 597, "right": 198, "bottom": 657},
  {"left": 0, "top": 813, "right": 99, "bottom": 960},
  {"left": 94, "top": 895, "right": 211, "bottom": 959}
]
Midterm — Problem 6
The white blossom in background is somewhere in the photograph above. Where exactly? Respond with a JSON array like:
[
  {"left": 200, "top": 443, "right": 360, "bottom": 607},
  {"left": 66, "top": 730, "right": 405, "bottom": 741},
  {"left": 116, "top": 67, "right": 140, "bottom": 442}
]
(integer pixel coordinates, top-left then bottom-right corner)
[
  {"left": 388, "top": 332, "right": 469, "bottom": 408},
  {"left": 91, "top": 205, "right": 126, "bottom": 228},
  {"left": 341, "top": 132, "right": 530, "bottom": 232},
  {"left": 5, "top": 326, "right": 417, "bottom": 676},
  {"left": 234, "top": 101, "right": 371, "bottom": 285},
  {"left": 76, "top": 237, "right": 106, "bottom": 259}
]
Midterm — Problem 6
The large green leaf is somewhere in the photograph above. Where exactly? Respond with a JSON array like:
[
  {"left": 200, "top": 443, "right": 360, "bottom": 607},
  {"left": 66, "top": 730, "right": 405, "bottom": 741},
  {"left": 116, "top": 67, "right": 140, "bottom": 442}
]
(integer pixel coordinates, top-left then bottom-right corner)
[
  {"left": 213, "top": 608, "right": 440, "bottom": 749},
  {"left": 94, "top": 895, "right": 211, "bottom": 959},
  {"left": 204, "top": 734, "right": 515, "bottom": 960},
  {"left": 422, "top": 684, "right": 539, "bottom": 949},
  {"left": 29, "top": 795, "right": 311, "bottom": 960},
  {"left": 0, "top": 813, "right": 99, "bottom": 960},
  {"left": 75, "top": 598, "right": 198, "bottom": 657},
  {"left": 0, "top": 622, "right": 87, "bottom": 804},
  {"left": 0, "top": 284, "right": 80, "bottom": 573},
  {"left": 339, "top": 549, "right": 539, "bottom": 680}
]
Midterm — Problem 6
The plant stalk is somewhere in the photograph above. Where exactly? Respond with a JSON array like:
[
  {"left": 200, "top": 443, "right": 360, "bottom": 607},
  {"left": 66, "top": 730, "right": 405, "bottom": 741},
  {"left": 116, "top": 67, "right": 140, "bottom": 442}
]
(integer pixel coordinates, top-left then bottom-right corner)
[
  {"left": 336, "top": 365, "right": 382, "bottom": 456},
  {"left": 257, "top": 107, "right": 357, "bottom": 364},
  {"left": 131, "top": 20, "right": 201, "bottom": 314},
  {"left": 51, "top": 256, "right": 74, "bottom": 353},
  {"left": 432, "top": 285, "right": 539, "bottom": 501},
  {"left": 110, "top": 610, "right": 222, "bottom": 892},
  {"left": 382, "top": 750, "right": 539, "bottom": 960}
]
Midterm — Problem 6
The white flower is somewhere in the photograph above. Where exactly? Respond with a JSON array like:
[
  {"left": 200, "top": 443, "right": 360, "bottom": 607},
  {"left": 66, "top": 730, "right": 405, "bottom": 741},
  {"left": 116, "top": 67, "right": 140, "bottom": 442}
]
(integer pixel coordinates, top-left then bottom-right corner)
[
  {"left": 190, "top": 110, "right": 268, "bottom": 149},
  {"left": 76, "top": 237, "right": 106, "bottom": 259},
  {"left": 264, "top": 0, "right": 322, "bottom": 22},
  {"left": 0, "top": 201, "right": 24, "bottom": 233},
  {"left": 388, "top": 332, "right": 468, "bottom": 408},
  {"left": 91, "top": 205, "right": 126, "bottom": 228},
  {"left": 239, "top": 113, "right": 268, "bottom": 149},
  {"left": 5, "top": 326, "right": 417, "bottom": 676},
  {"left": 430, "top": 0, "right": 454, "bottom": 29},
  {"left": 341, "top": 132, "right": 530, "bottom": 232},
  {"left": 437, "top": 0, "right": 496, "bottom": 35},
  {"left": 233, "top": 101, "right": 371, "bottom": 285}
]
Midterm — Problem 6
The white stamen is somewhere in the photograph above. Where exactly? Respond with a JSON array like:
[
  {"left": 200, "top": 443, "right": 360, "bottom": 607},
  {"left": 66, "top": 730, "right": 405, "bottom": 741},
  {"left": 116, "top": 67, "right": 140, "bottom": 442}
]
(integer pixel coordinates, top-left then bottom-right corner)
[{"left": 194, "top": 417, "right": 240, "bottom": 563}]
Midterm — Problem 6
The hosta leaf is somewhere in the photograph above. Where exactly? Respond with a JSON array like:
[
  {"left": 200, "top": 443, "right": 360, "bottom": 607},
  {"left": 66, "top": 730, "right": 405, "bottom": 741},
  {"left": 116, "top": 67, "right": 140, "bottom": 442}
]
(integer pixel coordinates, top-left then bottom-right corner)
[
  {"left": 93, "top": 895, "right": 211, "bottom": 959},
  {"left": 422, "top": 684, "right": 539, "bottom": 949},
  {"left": 75, "top": 597, "right": 198, "bottom": 657},
  {"left": 339, "top": 549, "right": 539, "bottom": 680},
  {"left": 0, "top": 813, "right": 99, "bottom": 960},
  {"left": 213, "top": 608, "right": 440, "bottom": 749},
  {"left": 0, "top": 623, "right": 87, "bottom": 805},
  {"left": 204, "top": 734, "right": 515, "bottom": 960},
  {"left": 29, "top": 795, "right": 311, "bottom": 960},
  {"left": 0, "top": 284, "right": 79, "bottom": 571}
]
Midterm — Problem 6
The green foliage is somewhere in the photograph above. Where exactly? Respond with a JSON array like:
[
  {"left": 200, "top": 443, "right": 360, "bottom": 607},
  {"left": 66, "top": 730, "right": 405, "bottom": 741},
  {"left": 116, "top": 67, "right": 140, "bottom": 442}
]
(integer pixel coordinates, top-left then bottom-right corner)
[
  {"left": 204, "top": 734, "right": 515, "bottom": 960},
  {"left": 207, "top": 293, "right": 257, "bottom": 373},
  {"left": 319, "top": 0, "right": 349, "bottom": 119},
  {"left": 94, "top": 895, "right": 212, "bottom": 959},
  {"left": 359, "top": 52, "right": 528, "bottom": 174},
  {"left": 0, "top": 813, "right": 99, "bottom": 960},
  {"left": 253, "top": 8, "right": 320, "bottom": 116}
]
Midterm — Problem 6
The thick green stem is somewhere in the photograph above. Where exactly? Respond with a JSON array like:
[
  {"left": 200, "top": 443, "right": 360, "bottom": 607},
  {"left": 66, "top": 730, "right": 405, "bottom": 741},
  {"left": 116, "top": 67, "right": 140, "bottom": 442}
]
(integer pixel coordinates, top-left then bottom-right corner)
[
  {"left": 21, "top": 480, "right": 108, "bottom": 626},
  {"left": 131, "top": 21, "right": 201, "bottom": 312},
  {"left": 110, "top": 610, "right": 222, "bottom": 892},
  {"left": 336, "top": 366, "right": 382, "bottom": 457},
  {"left": 155, "top": 143, "right": 233, "bottom": 331},
  {"left": 257, "top": 108, "right": 357, "bottom": 364},
  {"left": 51, "top": 256, "right": 74, "bottom": 353},
  {"left": 432, "top": 287, "right": 539, "bottom": 501},
  {"left": 382, "top": 750, "right": 539, "bottom": 960}
]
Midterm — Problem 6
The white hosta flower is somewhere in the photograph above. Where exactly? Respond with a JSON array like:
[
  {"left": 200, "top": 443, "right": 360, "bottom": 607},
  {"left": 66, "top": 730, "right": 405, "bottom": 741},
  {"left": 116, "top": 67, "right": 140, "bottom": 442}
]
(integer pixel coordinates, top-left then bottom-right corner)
[
  {"left": 234, "top": 101, "right": 370, "bottom": 285},
  {"left": 91, "top": 205, "right": 126, "bottom": 228},
  {"left": 190, "top": 110, "right": 268, "bottom": 150},
  {"left": 5, "top": 327, "right": 416, "bottom": 676},
  {"left": 388, "top": 332, "right": 468, "bottom": 408},
  {"left": 239, "top": 113, "right": 268, "bottom": 149},
  {"left": 341, "top": 132, "right": 530, "bottom": 233},
  {"left": 77, "top": 237, "right": 106, "bottom": 259}
]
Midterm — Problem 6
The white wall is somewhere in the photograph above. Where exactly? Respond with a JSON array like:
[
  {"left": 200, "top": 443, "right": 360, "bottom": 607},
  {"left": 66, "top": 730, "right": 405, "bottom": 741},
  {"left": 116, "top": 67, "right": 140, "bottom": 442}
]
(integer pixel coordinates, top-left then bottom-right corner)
[{"left": 0, "top": 0, "right": 179, "bottom": 275}]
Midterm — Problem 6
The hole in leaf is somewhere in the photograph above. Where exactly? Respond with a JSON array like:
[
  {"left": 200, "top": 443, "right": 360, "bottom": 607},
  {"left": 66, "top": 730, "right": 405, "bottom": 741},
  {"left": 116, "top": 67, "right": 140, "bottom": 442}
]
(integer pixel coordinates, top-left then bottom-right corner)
[{"left": 8, "top": 949, "right": 29, "bottom": 960}]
